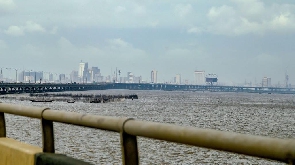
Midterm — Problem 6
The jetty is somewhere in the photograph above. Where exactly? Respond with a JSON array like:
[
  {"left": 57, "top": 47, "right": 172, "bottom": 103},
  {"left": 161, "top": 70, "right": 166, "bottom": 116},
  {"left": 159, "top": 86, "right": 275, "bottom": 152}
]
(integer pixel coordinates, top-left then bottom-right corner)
[{"left": 25, "top": 93, "right": 139, "bottom": 103}]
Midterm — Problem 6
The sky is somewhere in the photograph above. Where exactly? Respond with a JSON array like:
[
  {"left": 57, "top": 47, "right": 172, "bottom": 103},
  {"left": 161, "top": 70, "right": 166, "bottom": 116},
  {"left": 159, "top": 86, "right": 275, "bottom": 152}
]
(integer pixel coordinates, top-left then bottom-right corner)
[{"left": 1, "top": 0, "right": 295, "bottom": 85}]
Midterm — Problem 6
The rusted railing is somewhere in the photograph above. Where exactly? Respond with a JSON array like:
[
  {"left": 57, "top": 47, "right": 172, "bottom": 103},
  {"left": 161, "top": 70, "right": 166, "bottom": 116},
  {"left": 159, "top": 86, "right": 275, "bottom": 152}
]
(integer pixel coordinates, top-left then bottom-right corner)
[{"left": 0, "top": 102, "right": 294, "bottom": 164}]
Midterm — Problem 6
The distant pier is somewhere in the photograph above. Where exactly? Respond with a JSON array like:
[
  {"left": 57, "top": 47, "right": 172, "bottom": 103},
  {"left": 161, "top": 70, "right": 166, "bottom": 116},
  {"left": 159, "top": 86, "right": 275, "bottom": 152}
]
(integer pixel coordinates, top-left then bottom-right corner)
[{"left": 28, "top": 93, "right": 138, "bottom": 103}]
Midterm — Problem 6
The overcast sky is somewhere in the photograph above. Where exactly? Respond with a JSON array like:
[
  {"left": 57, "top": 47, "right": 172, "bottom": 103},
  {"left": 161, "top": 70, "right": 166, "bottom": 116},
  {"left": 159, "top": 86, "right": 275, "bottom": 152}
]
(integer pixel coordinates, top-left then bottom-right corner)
[{"left": 1, "top": 0, "right": 295, "bottom": 85}]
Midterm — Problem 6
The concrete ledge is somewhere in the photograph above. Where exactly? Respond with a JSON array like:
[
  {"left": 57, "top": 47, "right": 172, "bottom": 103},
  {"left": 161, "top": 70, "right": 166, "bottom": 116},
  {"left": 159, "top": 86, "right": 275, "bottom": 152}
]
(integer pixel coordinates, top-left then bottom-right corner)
[
  {"left": 35, "top": 153, "right": 93, "bottom": 165},
  {"left": 0, "top": 137, "right": 42, "bottom": 165}
]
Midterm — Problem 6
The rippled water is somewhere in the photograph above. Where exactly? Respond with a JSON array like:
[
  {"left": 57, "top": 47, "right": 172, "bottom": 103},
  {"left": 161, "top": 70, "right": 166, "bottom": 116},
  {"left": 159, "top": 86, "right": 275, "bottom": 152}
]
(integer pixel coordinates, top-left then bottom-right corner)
[{"left": 2, "top": 90, "right": 295, "bottom": 164}]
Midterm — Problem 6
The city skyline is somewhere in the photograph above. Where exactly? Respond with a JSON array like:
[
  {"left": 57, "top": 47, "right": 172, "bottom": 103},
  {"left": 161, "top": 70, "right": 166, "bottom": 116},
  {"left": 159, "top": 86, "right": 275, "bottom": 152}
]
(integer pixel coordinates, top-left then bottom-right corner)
[
  {"left": 0, "top": 61, "right": 284, "bottom": 87},
  {"left": 1, "top": 1, "right": 295, "bottom": 85}
]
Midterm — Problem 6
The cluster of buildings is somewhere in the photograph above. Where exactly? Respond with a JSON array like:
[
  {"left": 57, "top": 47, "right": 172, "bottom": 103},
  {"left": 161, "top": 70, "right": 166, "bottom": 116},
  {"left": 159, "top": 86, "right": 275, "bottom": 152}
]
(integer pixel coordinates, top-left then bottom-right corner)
[
  {"left": 150, "top": 70, "right": 181, "bottom": 84},
  {"left": 262, "top": 77, "right": 271, "bottom": 87},
  {"left": 194, "top": 71, "right": 218, "bottom": 85},
  {"left": 76, "top": 62, "right": 144, "bottom": 83},
  {"left": 76, "top": 62, "right": 103, "bottom": 83},
  {"left": 118, "top": 72, "right": 142, "bottom": 83},
  {"left": 0, "top": 66, "right": 213, "bottom": 85}
]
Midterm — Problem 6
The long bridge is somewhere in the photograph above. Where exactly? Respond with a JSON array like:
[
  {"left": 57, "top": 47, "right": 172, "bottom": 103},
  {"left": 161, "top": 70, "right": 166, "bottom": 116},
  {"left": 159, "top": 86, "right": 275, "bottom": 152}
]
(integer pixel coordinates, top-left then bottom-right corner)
[{"left": 0, "top": 82, "right": 295, "bottom": 94}]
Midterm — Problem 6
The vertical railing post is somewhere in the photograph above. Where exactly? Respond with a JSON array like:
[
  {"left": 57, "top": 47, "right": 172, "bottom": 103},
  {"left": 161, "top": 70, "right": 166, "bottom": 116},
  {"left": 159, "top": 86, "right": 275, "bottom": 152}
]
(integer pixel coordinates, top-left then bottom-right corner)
[
  {"left": 41, "top": 108, "right": 55, "bottom": 153},
  {"left": 0, "top": 112, "right": 6, "bottom": 137},
  {"left": 120, "top": 118, "right": 139, "bottom": 165}
]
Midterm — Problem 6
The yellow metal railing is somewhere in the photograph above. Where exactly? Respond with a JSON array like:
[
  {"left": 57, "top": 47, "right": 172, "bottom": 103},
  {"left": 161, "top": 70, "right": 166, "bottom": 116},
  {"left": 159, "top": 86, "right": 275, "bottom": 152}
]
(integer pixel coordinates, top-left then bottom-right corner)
[{"left": 0, "top": 102, "right": 295, "bottom": 164}]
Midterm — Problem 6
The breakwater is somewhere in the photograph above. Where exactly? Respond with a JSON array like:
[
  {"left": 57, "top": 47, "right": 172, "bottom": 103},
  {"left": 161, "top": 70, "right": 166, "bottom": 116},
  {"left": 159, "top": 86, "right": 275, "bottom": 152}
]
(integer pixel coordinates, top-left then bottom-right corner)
[{"left": 1, "top": 93, "right": 138, "bottom": 103}]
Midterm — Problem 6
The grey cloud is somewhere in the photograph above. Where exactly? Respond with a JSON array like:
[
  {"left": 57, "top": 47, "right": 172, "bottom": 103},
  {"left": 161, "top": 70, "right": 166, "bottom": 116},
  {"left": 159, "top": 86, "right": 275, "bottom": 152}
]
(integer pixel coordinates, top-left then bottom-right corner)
[
  {"left": 205, "top": 1, "right": 295, "bottom": 35},
  {"left": 174, "top": 4, "right": 193, "bottom": 18},
  {"left": 24, "top": 21, "right": 46, "bottom": 33},
  {"left": 0, "top": 0, "right": 15, "bottom": 14},
  {"left": 4, "top": 21, "right": 46, "bottom": 36},
  {"left": 4, "top": 25, "right": 24, "bottom": 36}
]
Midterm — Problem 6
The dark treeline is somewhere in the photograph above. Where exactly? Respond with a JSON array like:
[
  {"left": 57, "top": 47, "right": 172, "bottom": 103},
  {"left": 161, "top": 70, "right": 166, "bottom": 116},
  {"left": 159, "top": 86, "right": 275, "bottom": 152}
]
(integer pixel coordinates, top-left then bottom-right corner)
[{"left": 29, "top": 93, "right": 138, "bottom": 99}]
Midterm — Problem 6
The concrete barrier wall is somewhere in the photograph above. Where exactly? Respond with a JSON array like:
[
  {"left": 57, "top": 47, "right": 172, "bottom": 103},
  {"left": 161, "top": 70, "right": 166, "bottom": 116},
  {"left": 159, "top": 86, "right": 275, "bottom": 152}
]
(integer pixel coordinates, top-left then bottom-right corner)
[
  {"left": 0, "top": 137, "right": 92, "bottom": 165},
  {"left": 0, "top": 137, "right": 42, "bottom": 165}
]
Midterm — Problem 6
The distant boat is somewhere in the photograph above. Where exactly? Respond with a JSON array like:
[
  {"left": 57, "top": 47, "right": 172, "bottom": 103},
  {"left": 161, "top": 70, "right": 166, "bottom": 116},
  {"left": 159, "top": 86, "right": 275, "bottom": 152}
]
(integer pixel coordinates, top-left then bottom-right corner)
[
  {"left": 30, "top": 99, "right": 54, "bottom": 102},
  {"left": 67, "top": 100, "right": 75, "bottom": 103},
  {"left": 89, "top": 99, "right": 102, "bottom": 103}
]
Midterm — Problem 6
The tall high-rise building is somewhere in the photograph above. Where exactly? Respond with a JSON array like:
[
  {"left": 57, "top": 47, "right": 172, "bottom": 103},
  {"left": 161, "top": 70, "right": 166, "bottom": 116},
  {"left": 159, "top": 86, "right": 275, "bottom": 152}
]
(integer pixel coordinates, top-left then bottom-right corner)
[
  {"left": 78, "top": 62, "right": 88, "bottom": 82},
  {"left": 49, "top": 73, "right": 53, "bottom": 82},
  {"left": 151, "top": 70, "right": 157, "bottom": 83},
  {"left": 88, "top": 67, "right": 100, "bottom": 82},
  {"left": 70, "top": 71, "right": 78, "bottom": 83},
  {"left": 134, "top": 76, "right": 142, "bottom": 83},
  {"left": 59, "top": 74, "right": 66, "bottom": 83},
  {"left": 194, "top": 71, "right": 205, "bottom": 85},
  {"left": 175, "top": 74, "right": 181, "bottom": 84},
  {"left": 262, "top": 77, "right": 271, "bottom": 87},
  {"left": 127, "top": 72, "right": 134, "bottom": 83}
]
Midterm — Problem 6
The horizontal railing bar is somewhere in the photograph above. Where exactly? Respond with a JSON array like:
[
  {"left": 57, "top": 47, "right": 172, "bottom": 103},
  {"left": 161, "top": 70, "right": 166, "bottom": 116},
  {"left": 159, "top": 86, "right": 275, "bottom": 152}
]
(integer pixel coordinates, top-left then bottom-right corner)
[
  {"left": 42, "top": 110, "right": 127, "bottom": 132},
  {"left": 124, "top": 120, "right": 295, "bottom": 163},
  {"left": 0, "top": 103, "right": 45, "bottom": 118}
]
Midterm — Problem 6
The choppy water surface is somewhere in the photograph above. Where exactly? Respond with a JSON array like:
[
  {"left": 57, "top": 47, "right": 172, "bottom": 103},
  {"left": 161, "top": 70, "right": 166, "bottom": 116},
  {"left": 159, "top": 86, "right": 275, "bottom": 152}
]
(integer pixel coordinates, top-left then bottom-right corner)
[{"left": 2, "top": 90, "right": 295, "bottom": 164}]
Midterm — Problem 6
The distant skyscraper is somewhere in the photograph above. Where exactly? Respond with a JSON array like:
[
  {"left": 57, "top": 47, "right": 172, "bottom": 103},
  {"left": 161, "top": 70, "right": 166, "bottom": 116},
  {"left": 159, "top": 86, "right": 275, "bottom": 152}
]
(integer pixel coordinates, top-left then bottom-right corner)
[
  {"left": 70, "top": 71, "right": 78, "bottom": 83},
  {"left": 175, "top": 74, "right": 181, "bottom": 84},
  {"left": 151, "top": 70, "right": 157, "bottom": 83},
  {"left": 59, "top": 74, "right": 66, "bottom": 83},
  {"left": 89, "top": 67, "right": 100, "bottom": 82},
  {"left": 194, "top": 71, "right": 205, "bottom": 85},
  {"left": 134, "top": 76, "right": 142, "bottom": 83},
  {"left": 49, "top": 73, "right": 53, "bottom": 82},
  {"left": 127, "top": 72, "right": 134, "bottom": 83},
  {"left": 262, "top": 77, "right": 271, "bottom": 87},
  {"left": 106, "top": 75, "right": 111, "bottom": 82},
  {"left": 78, "top": 62, "right": 88, "bottom": 82},
  {"left": 32, "top": 71, "right": 43, "bottom": 83}
]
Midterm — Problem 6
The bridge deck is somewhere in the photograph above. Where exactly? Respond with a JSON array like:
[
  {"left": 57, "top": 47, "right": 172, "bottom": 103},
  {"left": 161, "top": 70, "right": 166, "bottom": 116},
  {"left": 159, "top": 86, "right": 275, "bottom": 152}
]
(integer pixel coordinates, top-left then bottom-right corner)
[{"left": 0, "top": 83, "right": 294, "bottom": 94}]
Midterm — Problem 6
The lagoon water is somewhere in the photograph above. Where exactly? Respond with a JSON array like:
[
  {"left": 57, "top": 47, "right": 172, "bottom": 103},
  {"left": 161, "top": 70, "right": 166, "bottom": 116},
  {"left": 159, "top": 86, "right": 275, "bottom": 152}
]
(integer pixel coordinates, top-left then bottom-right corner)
[{"left": 2, "top": 90, "right": 295, "bottom": 164}]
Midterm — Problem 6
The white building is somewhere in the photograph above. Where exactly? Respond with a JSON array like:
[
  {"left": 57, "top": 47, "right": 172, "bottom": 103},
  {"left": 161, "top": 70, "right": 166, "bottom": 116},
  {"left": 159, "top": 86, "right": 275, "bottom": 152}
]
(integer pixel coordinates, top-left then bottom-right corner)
[
  {"left": 18, "top": 71, "right": 43, "bottom": 83},
  {"left": 151, "top": 70, "right": 157, "bottom": 83},
  {"left": 127, "top": 72, "right": 133, "bottom": 83},
  {"left": 70, "top": 71, "right": 79, "bottom": 83},
  {"left": 59, "top": 74, "right": 66, "bottom": 83},
  {"left": 89, "top": 67, "right": 100, "bottom": 82},
  {"left": 194, "top": 71, "right": 205, "bottom": 85},
  {"left": 262, "top": 77, "right": 271, "bottom": 87},
  {"left": 174, "top": 74, "right": 181, "bottom": 84},
  {"left": 49, "top": 73, "right": 53, "bottom": 82},
  {"left": 134, "top": 76, "right": 142, "bottom": 83},
  {"left": 78, "top": 62, "right": 88, "bottom": 83}
]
